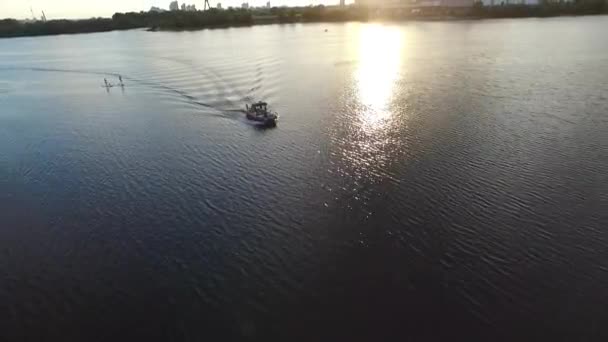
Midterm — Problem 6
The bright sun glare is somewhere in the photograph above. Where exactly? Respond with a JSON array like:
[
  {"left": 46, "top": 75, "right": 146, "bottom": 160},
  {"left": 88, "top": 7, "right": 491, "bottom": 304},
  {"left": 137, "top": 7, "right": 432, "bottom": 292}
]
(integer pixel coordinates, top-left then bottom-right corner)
[{"left": 356, "top": 25, "right": 403, "bottom": 128}]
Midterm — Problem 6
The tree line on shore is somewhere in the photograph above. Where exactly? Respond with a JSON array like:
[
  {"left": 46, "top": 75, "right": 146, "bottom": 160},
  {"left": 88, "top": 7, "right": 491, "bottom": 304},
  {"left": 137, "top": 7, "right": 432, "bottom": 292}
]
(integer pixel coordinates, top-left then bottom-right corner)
[
  {"left": 1, "top": 1, "right": 606, "bottom": 38},
  {"left": 0, "top": 9, "right": 253, "bottom": 38}
]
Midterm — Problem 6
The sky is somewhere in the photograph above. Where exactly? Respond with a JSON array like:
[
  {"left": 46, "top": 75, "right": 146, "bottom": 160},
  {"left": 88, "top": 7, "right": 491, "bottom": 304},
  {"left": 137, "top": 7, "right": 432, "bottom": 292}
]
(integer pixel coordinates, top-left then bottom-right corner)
[{"left": 1, "top": 0, "right": 343, "bottom": 19}]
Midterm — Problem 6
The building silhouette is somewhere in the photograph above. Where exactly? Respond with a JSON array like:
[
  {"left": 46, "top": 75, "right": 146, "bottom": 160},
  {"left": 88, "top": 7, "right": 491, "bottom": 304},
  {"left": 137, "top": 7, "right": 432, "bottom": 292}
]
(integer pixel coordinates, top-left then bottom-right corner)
[
  {"left": 355, "top": 0, "right": 549, "bottom": 6},
  {"left": 169, "top": 1, "right": 179, "bottom": 10},
  {"left": 355, "top": 0, "right": 474, "bottom": 7}
]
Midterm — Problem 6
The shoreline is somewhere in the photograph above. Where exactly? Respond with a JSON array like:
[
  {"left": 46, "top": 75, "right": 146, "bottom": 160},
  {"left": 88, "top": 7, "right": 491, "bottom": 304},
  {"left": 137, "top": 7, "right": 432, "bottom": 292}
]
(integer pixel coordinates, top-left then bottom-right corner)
[{"left": 1, "top": 8, "right": 606, "bottom": 39}]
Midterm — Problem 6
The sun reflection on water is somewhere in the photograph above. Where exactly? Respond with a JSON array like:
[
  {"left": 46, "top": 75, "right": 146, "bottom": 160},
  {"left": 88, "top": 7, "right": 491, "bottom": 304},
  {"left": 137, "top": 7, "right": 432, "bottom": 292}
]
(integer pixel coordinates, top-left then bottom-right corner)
[
  {"left": 356, "top": 25, "right": 404, "bottom": 129},
  {"left": 324, "top": 24, "right": 407, "bottom": 213}
]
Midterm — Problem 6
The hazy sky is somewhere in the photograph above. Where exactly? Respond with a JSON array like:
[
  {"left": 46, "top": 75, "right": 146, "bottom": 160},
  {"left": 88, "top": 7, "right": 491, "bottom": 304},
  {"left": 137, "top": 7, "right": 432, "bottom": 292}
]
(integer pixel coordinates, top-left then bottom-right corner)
[{"left": 1, "top": 0, "right": 342, "bottom": 19}]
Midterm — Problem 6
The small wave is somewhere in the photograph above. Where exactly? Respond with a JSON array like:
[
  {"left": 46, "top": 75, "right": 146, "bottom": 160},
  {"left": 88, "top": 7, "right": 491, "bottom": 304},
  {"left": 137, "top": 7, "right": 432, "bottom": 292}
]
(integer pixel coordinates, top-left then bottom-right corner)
[
  {"left": 155, "top": 56, "right": 245, "bottom": 107},
  {"left": 146, "top": 55, "right": 280, "bottom": 110}
]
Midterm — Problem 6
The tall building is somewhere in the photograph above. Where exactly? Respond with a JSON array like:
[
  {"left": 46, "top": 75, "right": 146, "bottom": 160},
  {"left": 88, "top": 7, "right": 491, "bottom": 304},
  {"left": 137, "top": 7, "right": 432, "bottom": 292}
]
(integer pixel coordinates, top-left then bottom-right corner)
[
  {"left": 340, "top": 0, "right": 346, "bottom": 5},
  {"left": 217, "top": 2, "right": 222, "bottom": 8},
  {"left": 169, "top": 1, "right": 179, "bottom": 10},
  {"left": 267, "top": 1, "right": 271, "bottom": 7},
  {"left": 181, "top": 3, "right": 186, "bottom": 10},
  {"left": 241, "top": 2, "right": 249, "bottom": 8}
]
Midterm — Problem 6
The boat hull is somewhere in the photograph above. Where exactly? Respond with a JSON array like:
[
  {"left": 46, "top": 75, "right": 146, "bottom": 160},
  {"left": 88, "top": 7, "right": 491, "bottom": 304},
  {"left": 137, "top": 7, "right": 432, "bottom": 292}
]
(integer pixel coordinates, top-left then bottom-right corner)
[{"left": 246, "top": 113, "right": 278, "bottom": 127}]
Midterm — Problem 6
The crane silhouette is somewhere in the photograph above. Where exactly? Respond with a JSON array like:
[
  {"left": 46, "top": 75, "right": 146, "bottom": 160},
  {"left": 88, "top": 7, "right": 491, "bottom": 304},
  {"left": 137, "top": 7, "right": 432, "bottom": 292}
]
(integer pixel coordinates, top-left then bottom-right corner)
[{"left": 204, "top": 0, "right": 212, "bottom": 10}]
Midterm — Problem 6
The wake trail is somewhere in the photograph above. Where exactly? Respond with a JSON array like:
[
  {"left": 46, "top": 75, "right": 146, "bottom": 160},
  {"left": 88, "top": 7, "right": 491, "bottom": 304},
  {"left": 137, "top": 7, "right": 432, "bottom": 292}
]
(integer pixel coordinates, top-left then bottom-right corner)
[
  {"left": 1, "top": 66, "right": 224, "bottom": 111},
  {"left": 155, "top": 56, "right": 244, "bottom": 108},
  {"left": 155, "top": 55, "right": 272, "bottom": 104}
]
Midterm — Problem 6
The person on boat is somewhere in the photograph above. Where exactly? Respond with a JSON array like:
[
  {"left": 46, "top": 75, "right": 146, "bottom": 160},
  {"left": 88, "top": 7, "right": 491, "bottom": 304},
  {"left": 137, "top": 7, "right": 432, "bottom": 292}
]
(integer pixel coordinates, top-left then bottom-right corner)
[
  {"left": 118, "top": 75, "right": 123, "bottom": 85},
  {"left": 104, "top": 78, "right": 109, "bottom": 87}
]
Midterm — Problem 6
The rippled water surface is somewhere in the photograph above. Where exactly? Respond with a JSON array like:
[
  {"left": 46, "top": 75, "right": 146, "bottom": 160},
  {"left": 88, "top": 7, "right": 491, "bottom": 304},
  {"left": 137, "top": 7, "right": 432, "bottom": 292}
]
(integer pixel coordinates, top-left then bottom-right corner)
[{"left": 1, "top": 16, "right": 607, "bottom": 341}]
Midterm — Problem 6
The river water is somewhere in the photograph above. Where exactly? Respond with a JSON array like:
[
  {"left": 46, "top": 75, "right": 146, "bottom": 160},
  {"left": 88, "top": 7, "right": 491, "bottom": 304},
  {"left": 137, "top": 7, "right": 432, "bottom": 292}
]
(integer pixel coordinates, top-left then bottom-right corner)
[{"left": 1, "top": 16, "right": 607, "bottom": 341}]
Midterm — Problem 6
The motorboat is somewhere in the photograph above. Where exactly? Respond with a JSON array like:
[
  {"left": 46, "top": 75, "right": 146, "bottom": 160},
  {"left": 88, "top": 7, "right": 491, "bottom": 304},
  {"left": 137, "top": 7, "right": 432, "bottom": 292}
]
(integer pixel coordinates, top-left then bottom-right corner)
[{"left": 245, "top": 101, "right": 278, "bottom": 127}]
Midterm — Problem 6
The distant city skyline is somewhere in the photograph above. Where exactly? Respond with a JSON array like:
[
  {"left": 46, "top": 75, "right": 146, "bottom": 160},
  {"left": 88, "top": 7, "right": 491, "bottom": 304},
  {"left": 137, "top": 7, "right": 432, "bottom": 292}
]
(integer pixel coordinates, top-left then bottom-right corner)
[{"left": 1, "top": 0, "right": 353, "bottom": 20}]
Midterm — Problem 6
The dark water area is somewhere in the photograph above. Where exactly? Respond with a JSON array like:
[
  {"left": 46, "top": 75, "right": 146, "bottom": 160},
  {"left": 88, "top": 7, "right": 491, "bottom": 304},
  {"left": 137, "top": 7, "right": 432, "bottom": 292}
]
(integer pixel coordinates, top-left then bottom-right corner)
[{"left": 1, "top": 17, "right": 607, "bottom": 341}]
